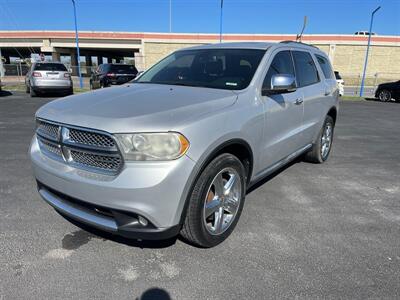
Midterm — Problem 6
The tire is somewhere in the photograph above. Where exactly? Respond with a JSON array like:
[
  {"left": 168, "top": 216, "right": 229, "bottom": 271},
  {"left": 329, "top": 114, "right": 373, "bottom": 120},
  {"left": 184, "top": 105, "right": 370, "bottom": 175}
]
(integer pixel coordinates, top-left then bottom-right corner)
[
  {"left": 180, "top": 153, "right": 246, "bottom": 248},
  {"left": 304, "top": 115, "right": 334, "bottom": 163},
  {"left": 30, "top": 87, "right": 37, "bottom": 97},
  {"left": 378, "top": 90, "right": 391, "bottom": 102}
]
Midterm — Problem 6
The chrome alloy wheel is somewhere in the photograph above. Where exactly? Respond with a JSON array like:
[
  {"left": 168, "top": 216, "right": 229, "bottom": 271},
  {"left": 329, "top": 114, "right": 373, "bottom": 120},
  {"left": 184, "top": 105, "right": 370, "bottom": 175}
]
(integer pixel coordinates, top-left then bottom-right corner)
[
  {"left": 379, "top": 90, "right": 391, "bottom": 102},
  {"left": 203, "top": 167, "right": 242, "bottom": 235},
  {"left": 321, "top": 122, "right": 333, "bottom": 159}
]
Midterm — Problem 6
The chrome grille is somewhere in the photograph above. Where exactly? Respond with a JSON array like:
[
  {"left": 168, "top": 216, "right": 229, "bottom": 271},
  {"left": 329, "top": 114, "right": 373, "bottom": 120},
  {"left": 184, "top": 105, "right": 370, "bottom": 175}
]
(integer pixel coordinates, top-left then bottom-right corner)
[
  {"left": 36, "top": 119, "right": 123, "bottom": 175},
  {"left": 37, "top": 120, "right": 59, "bottom": 140},
  {"left": 70, "top": 150, "right": 121, "bottom": 171},
  {"left": 38, "top": 138, "right": 62, "bottom": 158},
  {"left": 68, "top": 129, "right": 116, "bottom": 149}
]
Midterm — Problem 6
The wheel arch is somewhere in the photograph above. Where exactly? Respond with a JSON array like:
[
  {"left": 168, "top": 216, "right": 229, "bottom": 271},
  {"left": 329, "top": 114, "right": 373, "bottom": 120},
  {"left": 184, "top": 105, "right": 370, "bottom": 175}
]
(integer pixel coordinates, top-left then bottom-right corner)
[
  {"left": 327, "top": 106, "right": 337, "bottom": 124},
  {"left": 178, "top": 138, "right": 254, "bottom": 225}
]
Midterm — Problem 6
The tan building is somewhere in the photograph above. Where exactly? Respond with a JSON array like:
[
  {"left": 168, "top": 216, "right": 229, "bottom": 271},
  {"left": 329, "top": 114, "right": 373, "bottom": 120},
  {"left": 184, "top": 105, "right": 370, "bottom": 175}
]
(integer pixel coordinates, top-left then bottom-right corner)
[{"left": 1, "top": 31, "right": 399, "bottom": 84}]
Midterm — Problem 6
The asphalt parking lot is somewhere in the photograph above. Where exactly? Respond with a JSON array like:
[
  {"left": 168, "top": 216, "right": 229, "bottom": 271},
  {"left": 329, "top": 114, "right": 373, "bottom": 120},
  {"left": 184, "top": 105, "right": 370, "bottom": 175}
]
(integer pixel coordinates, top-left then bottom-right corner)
[{"left": 0, "top": 91, "right": 399, "bottom": 299}]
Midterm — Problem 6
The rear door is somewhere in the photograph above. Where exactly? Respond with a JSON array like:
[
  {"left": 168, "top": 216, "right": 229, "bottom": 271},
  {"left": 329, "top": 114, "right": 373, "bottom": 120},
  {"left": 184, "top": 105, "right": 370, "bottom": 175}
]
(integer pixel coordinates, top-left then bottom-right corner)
[
  {"left": 260, "top": 50, "right": 305, "bottom": 169},
  {"left": 292, "top": 50, "right": 328, "bottom": 144}
]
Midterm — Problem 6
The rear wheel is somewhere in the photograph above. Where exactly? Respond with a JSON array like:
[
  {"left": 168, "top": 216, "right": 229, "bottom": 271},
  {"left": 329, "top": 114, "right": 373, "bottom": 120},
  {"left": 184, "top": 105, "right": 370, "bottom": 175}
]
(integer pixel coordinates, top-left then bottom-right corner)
[
  {"left": 304, "top": 115, "right": 334, "bottom": 163},
  {"left": 378, "top": 90, "right": 391, "bottom": 102},
  {"left": 180, "top": 153, "right": 246, "bottom": 248}
]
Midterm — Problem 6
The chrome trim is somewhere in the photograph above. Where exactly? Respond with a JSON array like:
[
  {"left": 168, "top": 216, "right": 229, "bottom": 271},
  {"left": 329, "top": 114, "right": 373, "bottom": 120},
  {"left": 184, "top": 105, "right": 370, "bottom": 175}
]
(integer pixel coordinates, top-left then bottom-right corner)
[
  {"left": 36, "top": 118, "right": 124, "bottom": 175},
  {"left": 38, "top": 187, "right": 118, "bottom": 232}
]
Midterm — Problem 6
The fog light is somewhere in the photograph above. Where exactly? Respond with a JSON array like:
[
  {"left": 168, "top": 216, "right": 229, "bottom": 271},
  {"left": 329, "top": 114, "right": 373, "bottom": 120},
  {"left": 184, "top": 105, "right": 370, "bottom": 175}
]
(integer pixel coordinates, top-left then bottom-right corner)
[{"left": 138, "top": 216, "right": 148, "bottom": 226}]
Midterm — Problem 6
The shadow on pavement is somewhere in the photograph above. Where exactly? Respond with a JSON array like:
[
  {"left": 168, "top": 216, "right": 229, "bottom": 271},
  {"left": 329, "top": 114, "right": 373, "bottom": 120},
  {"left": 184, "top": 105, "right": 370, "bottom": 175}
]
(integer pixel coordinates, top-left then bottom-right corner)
[
  {"left": 59, "top": 212, "right": 178, "bottom": 249},
  {"left": 0, "top": 90, "right": 13, "bottom": 97},
  {"left": 137, "top": 288, "right": 171, "bottom": 300}
]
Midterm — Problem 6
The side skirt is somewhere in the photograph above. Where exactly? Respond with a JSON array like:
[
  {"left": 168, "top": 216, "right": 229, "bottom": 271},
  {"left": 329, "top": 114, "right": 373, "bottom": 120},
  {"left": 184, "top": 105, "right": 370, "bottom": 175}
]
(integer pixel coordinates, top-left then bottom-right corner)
[{"left": 248, "top": 144, "right": 312, "bottom": 190}]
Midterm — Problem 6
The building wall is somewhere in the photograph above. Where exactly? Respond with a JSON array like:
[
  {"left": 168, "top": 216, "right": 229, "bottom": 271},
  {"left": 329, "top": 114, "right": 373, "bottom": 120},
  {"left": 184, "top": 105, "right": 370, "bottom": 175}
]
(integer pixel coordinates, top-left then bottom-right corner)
[
  {"left": 143, "top": 41, "right": 400, "bottom": 84},
  {"left": 143, "top": 41, "right": 202, "bottom": 69}
]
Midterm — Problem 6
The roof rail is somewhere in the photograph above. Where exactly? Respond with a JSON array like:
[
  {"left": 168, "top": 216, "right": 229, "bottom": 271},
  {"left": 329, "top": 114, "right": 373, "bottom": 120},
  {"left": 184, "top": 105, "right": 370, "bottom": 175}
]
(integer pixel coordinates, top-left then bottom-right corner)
[{"left": 279, "top": 40, "right": 319, "bottom": 49}]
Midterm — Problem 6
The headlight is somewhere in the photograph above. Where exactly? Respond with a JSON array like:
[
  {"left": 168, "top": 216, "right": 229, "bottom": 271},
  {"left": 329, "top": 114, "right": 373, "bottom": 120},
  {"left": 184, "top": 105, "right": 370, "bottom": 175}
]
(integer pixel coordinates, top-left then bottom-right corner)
[{"left": 115, "top": 132, "right": 189, "bottom": 161}]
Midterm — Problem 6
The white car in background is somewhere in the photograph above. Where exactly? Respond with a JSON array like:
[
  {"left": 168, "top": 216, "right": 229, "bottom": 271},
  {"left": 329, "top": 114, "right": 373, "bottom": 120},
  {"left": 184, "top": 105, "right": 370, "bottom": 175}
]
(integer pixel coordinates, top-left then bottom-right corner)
[{"left": 335, "top": 71, "right": 344, "bottom": 96}]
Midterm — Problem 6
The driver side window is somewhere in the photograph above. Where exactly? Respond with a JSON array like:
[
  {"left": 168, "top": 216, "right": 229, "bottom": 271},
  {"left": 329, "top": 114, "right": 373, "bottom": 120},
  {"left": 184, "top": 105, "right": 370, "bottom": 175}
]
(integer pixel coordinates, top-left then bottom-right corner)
[{"left": 263, "top": 51, "right": 295, "bottom": 90}]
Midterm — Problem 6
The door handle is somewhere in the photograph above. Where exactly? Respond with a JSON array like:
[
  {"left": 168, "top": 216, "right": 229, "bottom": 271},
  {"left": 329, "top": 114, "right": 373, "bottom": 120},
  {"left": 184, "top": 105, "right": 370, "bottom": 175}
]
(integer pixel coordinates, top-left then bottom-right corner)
[{"left": 295, "top": 98, "right": 303, "bottom": 105}]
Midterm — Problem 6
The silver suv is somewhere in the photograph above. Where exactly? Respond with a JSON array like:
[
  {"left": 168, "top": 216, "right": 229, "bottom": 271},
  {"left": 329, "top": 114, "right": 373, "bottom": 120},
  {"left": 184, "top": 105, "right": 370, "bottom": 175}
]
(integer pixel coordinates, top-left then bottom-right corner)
[
  {"left": 30, "top": 42, "right": 338, "bottom": 247},
  {"left": 25, "top": 62, "right": 73, "bottom": 97}
]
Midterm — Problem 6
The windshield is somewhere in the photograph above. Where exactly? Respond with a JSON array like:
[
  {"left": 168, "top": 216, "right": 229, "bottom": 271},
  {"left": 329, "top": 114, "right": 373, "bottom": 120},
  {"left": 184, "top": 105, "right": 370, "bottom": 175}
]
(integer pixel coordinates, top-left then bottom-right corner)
[
  {"left": 136, "top": 49, "right": 266, "bottom": 90},
  {"left": 109, "top": 64, "right": 138, "bottom": 74},
  {"left": 34, "top": 63, "right": 67, "bottom": 72}
]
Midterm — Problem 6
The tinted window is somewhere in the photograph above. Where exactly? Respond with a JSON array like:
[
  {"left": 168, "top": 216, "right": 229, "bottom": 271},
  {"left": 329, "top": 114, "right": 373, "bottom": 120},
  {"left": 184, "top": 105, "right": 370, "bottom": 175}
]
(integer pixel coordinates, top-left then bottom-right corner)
[
  {"left": 292, "top": 51, "right": 319, "bottom": 87},
  {"left": 34, "top": 63, "right": 67, "bottom": 72},
  {"left": 263, "top": 51, "right": 295, "bottom": 89},
  {"left": 109, "top": 64, "right": 138, "bottom": 74},
  {"left": 316, "top": 55, "right": 334, "bottom": 79},
  {"left": 137, "top": 49, "right": 265, "bottom": 90}
]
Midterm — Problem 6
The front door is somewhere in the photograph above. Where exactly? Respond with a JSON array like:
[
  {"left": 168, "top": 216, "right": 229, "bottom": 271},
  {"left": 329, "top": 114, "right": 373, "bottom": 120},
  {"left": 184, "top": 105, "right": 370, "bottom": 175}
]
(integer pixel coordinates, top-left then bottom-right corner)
[{"left": 260, "top": 50, "right": 304, "bottom": 170}]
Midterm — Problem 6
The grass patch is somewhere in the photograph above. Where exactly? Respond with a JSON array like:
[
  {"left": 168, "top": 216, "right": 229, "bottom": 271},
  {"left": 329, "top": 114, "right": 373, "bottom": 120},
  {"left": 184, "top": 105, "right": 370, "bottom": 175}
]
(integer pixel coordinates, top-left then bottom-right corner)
[
  {"left": 340, "top": 96, "right": 366, "bottom": 101},
  {"left": 2, "top": 84, "right": 90, "bottom": 94}
]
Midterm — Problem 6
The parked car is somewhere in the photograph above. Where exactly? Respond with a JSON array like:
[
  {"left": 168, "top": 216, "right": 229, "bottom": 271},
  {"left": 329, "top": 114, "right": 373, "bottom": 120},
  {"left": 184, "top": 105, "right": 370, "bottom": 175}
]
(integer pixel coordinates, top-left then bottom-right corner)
[
  {"left": 90, "top": 63, "right": 138, "bottom": 89},
  {"left": 25, "top": 62, "right": 73, "bottom": 97},
  {"left": 334, "top": 71, "right": 344, "bottom": 96},
  {"left": 375, "top": 80, "right": 400, "bottom": 102},
  {"left": 30, "top": 42, "right": 338, "bottom": 247}
]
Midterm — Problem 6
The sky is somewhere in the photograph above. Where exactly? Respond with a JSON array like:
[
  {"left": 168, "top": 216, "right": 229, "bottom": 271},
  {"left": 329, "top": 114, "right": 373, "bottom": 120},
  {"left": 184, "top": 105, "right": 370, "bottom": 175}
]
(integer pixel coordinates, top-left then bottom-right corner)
[{"left": 0, "top": 0, "right": 399, "bottom": 36}]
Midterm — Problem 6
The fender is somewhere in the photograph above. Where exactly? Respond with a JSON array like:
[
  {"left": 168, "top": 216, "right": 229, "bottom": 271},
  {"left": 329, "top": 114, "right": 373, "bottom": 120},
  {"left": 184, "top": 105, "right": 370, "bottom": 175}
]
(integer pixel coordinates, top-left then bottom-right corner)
[{"left": 177, "top": 138, "right": 254, "bottom": 225}]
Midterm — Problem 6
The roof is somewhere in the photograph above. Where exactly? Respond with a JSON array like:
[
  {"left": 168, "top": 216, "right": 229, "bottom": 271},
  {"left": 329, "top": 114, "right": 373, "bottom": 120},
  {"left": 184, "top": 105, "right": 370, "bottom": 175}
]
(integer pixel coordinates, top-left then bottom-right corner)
[
  {"left": 178, "top": 41, "right": 323, "bottom": 52},
  {"left": 181, "top": 42, "right": 274, "bottom": 51}
]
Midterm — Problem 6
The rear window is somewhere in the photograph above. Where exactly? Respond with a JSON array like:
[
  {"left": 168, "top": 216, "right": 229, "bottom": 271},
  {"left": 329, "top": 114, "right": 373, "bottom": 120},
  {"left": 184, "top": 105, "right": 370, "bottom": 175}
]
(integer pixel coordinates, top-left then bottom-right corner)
[
  {"left": 109, "top": 64, "right": 138, "bottom": 74},
  {"left": 315, "top": 55, "right": 334, "bottom": 79},
  {"left": 34, "top": 63, "right": 67, "bottom": 72}
]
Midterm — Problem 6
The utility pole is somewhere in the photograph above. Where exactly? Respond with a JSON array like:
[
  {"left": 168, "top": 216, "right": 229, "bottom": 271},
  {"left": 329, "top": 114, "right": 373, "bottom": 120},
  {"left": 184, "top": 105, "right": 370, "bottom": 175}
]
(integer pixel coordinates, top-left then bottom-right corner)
[
  {"left": 360, "top": 6, "right": 381, "bottom": 97},
  {"left": 72, "top": 0, "right": 83, "bottom": 89},
  {"left": 169, "top": 0, "right": 172, "bottom": 32},
  {"left": 219, "top": 0, "right": 224, "bottom": 42}
]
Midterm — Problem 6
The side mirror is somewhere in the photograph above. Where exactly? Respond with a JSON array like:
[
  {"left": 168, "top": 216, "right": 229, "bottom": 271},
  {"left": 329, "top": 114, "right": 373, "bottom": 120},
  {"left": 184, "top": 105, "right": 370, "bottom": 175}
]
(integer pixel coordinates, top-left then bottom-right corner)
[{"left": 262, "top": 74, "right": 297, "bottom": 96}]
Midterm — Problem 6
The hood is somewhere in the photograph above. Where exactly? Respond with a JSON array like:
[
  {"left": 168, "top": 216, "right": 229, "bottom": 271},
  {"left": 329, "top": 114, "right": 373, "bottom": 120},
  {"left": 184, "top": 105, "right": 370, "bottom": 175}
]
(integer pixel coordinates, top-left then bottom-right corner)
[
  {"left": 379, "top": 80, "right": 400, "bottom": 88},
  {"left": 36, "top": 83, "right": 237, "bottom": 133}
]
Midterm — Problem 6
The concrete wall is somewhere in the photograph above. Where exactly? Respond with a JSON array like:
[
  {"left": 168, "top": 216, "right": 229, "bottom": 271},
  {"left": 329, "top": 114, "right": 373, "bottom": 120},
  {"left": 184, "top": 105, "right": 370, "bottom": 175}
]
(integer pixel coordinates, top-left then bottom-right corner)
[
  {"left": 143, "top": 41, "right": 400, "bottom": 84},
  {"left": 143, "top": 42, "right": 202, "bottom": 69}
]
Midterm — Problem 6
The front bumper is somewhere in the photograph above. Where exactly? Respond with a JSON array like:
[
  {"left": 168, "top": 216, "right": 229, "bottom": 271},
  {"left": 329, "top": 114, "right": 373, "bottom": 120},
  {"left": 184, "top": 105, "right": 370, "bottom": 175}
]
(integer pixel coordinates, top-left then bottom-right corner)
[{"left": 30, "top": 135, "right": 197, "bottom": 239}]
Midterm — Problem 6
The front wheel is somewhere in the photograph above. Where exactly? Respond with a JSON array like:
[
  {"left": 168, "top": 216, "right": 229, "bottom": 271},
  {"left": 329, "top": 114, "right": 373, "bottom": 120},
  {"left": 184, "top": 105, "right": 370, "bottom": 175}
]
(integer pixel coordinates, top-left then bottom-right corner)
[
  {"left": 304, "top": 115, "right": 335, "bottom": 163},
  {"left": 180, "top": 153, "right": 246, "bottom": 248},
  {"left": 378, "top": 90, "right": 391, "bottom": 102}
]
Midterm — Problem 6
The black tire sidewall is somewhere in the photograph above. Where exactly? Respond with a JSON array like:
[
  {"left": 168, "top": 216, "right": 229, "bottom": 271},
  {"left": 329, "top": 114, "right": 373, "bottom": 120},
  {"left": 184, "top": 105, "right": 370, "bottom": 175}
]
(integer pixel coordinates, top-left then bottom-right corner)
[
  {"left": 186, "top": 154, "right": 246, "bottom": 247},
  {"left": 379, "top": 90, "right": 391, "bottom": 102},
  {"left": 320, "top": 116, "right": 334, "bottom": 162}
]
